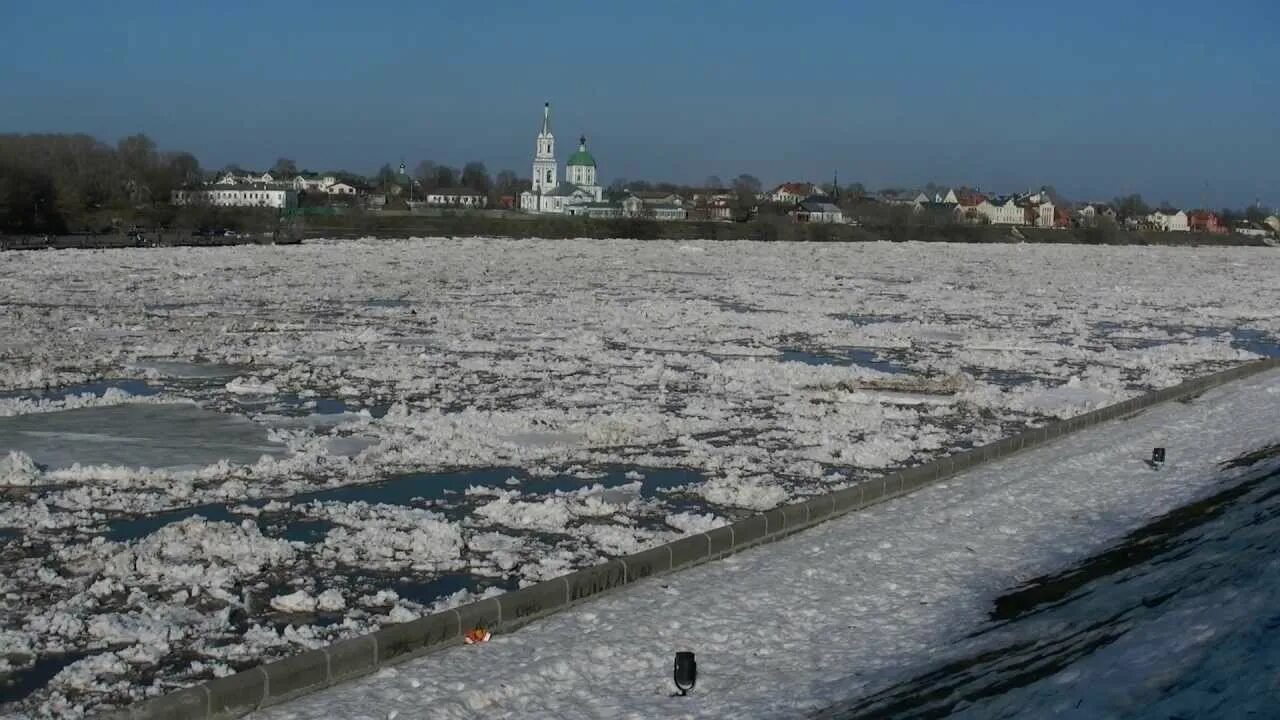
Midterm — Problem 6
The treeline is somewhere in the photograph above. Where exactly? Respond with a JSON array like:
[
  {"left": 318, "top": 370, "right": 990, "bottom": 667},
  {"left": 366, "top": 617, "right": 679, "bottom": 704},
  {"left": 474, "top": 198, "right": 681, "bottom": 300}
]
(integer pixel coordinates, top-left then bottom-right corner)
[
  {"left": 0, "top": 133, "right": 201, "bottom": 234},
  {"left": 396, "top": 161, "right": 527, "bottom": 199}
]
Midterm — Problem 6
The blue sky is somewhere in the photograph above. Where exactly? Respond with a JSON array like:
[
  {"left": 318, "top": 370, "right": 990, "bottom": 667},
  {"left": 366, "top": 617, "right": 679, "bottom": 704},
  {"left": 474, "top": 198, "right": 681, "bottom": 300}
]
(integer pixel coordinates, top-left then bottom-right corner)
[{"left": 2, "top": 0, "right": 1276, "bottom": 207}]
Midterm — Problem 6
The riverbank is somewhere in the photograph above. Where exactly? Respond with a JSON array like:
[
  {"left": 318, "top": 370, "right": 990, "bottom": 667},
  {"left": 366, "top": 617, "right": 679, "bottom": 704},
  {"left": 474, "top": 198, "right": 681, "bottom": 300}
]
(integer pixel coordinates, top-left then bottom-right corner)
[
  {"left": 255, "top": 367, "right": 1280, "bottom": 720},
  {"left": 0, "top": 232, "right": 299, "bottom": 252},
  {"left": 293, "top": 213, "right": 1274, "bottom": 246}
]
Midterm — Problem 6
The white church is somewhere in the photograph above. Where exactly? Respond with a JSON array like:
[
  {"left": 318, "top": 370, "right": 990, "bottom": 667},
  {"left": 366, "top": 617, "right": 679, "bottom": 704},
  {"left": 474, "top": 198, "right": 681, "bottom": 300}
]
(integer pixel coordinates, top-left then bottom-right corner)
[{"left": 520, "top": 103, "right": 604, "bottom": 214}]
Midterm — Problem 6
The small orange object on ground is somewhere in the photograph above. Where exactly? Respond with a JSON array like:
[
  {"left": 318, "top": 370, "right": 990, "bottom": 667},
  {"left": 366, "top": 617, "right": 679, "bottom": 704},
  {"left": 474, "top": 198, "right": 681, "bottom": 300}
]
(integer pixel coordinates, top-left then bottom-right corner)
[{"left": 464, "top": 628, "right": 491, "bottom": 644}]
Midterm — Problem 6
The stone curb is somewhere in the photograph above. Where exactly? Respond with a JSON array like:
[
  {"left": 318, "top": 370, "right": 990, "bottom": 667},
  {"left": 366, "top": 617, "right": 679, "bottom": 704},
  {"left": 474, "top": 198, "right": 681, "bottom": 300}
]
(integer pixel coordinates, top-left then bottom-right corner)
[{"left": 106, "top": 358, "right": 1280, "bottom": 719}]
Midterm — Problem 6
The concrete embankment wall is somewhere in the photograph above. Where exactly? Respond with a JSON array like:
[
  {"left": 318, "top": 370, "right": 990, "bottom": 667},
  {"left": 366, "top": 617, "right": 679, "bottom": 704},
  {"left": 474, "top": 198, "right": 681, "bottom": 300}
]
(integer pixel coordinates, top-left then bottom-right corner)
[{"left": 108, "top": 358, "right": 1280, "bottom": 720}]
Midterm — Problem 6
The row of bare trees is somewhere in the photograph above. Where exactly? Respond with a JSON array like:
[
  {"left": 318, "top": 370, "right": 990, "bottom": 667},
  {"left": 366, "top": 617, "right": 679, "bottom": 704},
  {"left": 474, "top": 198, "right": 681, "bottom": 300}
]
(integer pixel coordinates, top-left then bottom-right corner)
[
  {"left": 403, "top": 161, "right": 527, "bottom": 199},
  {"left": 0, "top": 133, "right": 200, "bottom": 233}
]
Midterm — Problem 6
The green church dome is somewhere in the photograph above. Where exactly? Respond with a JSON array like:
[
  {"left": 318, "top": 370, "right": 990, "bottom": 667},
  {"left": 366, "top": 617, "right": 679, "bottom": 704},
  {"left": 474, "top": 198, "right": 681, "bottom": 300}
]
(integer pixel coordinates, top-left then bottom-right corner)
[{"left": 567, "top": 136, "right": 597, "bottom": 167}]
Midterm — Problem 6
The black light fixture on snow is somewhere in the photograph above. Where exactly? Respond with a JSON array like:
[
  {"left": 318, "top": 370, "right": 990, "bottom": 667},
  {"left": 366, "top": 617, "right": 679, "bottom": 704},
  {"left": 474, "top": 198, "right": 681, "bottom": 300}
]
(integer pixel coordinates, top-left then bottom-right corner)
[{"left": 673, "top": 651, "right": 697, "bottom": 696}]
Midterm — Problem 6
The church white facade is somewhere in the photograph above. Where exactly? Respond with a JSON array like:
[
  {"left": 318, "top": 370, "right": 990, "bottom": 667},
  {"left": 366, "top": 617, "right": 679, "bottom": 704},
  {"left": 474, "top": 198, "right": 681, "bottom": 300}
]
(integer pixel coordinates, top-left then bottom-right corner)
[{"left": 520, "top": 103, "right": 604, "bottom": 214}]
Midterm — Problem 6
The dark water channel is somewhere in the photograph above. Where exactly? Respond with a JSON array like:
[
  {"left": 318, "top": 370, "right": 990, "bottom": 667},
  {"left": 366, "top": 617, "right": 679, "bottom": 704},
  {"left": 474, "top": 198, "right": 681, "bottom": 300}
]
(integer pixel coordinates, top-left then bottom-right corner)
[
  {"left": 103, "top": 465, "right": 704, "bottom": 542},
  {"left": 781, "top": 348, "right": 909, "bottom": 375},
  {"left": 813, "top": 449, "right": 1280, "bottom": 719},
  {"left": 0, "top": 380, "right": 161, "bottom": 402},
  {"left": 0, "top": 653, "right": 88, "bottom": 705}
]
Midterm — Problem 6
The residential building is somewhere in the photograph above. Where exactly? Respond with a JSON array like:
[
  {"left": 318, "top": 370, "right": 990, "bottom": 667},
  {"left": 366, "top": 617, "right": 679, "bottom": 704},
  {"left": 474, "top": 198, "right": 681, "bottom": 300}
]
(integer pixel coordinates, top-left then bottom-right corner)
[
  {"left": 217, "top": 171, "right": 275, "bottom": 185},
  {"left": 916, "top": 201, "right": 965, "bottom": 221},
  {"left": 1148, "top": 209, "right": 1190, "bottom": 232},
  {"left": 630, "top": 191, "right": 683, "bottom": 207},
  {"left": 619, "top": 193, "right": 687, "bottom": 220},
  {"left": 792, "top": 200, "right": 845, "bottom": 224},
  {"left": 1016, "top": 196, "right": 1055, "bottom": 228},
  {"left": 1077, "top": 203, "right": 1118, "bottom": 226},
  {"left": 619, "top": 192, "right": 688, "bottom": 220},
  {"left": 932, "top": 188, "right": 960, "bottom": 204},
  {"left": 327, "top": 182, "right": 359, "bottom": 196},
  {"left": 648, "top": 204, "right": 687, "bottom": 221},
  {"left": 976, "top": 197, "right": 1025, "bottom": 225},
  {"left": 692, "top": 189, "right": 733, "bottom": 205},
  {"left": 1187, "top": 210, "right": 1227, "bottom": 234},
  {"left": 768, "top": 182, "right": 817, "bottom": 205},
  {"left": 291, "top": 174, "right": 338, "bottom": 193},
  {"left": 948, "top": 189, "right": 988, "bottom": 222},
  {"left": 566, "top": 202, "right": 622, "bottom": 219},
  {"left": 425, "top": 188, "right": 489, "bottom": 207},
  {"left": 1234, "top": 221, "right": 1274, "bottom": 238},
  {"left": 691, "top": 198, "right": 734, "bottom": 221},
  {"left": 875, "top": 190, "right": 930, "bottom": 206},
  {"left": 519, "top": 103, "right": 604, "bottom": 214},
  {"left": 171, "top": 184, "right": 297, "bottom": 209}
]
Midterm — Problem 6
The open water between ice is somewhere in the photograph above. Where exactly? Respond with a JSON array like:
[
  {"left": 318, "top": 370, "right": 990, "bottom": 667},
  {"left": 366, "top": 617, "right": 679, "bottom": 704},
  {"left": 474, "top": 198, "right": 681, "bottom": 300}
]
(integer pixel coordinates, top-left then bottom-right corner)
[{"left": 101, "top": 465, "right": 704, "bottom": 542}]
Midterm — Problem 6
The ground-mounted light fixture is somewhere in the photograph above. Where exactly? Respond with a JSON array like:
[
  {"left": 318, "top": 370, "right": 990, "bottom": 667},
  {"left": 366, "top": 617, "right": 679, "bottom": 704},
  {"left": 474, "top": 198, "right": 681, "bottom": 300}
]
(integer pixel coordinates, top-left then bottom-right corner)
[
  {"left": 673, "top": 651, "right": 697, "bottom": 696},
  {"left": 1151, "top": 447, "right": 1166, "bottom": 468}
]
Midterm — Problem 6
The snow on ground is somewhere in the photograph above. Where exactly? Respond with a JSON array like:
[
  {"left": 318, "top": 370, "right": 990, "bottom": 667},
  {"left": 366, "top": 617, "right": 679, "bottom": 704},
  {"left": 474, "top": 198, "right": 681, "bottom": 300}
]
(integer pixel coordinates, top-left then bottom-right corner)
[
  {"left": 255, "top": 368, "right": 1280, "bottom": 720},
  {"left": 0, "top": 239, "right": 1278, "bottom": 716}
]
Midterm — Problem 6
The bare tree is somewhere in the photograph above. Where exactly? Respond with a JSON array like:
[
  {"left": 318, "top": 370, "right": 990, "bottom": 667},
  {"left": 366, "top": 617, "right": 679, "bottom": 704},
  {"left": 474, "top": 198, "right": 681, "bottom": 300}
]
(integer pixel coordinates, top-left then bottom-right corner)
[
  {"left": 495, "top": 169, "right": 518, "bottom": 193},
  {"left": 375, "top": 163, "right": 397, "bottom": 189},
  {"left": 434, "top": 165, "right": 458, "bottom": 189},
  {"left": 461, "top": 162, "right": 491, "bottom": 194},
  {"left": 414, "top": 160, "right": 437, "bottom": 191},
  {"left": 732, "top": 174, "right": 762, "bottom": 210},
  {"left": 271, "top": 157, "right": 298, "bottom": 177},
  {"left": 732, "top": 173, "right": 762, "bottom": 195}
]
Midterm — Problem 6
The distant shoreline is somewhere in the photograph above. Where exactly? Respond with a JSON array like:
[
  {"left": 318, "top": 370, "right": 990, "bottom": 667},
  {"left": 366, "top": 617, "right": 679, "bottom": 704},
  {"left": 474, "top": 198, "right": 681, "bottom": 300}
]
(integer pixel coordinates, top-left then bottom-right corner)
[
  {"left": 3, "top": 220, "right": 1273, "bottom": 251},
  {"left": 0, "top": 232, "right": 299, "bottom": 252}
]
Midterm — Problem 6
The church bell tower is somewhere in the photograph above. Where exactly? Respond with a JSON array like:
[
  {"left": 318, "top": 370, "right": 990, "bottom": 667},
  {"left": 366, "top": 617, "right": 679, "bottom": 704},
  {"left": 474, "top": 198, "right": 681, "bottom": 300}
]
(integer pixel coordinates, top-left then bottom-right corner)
[{"left": 532, "top": 102, "right": 557, "bottom": 193}]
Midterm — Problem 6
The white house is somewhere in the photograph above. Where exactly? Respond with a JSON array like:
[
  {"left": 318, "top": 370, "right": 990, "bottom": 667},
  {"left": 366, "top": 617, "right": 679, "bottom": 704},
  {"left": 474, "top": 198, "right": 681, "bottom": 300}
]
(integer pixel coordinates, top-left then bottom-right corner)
[
  {"left": 1077, "top": 203, "right": 1118, "bottom": 226},
  {"left": 291, "top": 174, "right": 339, "bottom": 192},
  {"left": 769, "top": 182, "right": 816, "bottom": 205},
  {"left": 621, "top": 194, "right": 644, "bottom": 217},
  {"left": 1234, "top": 221, "right": 1274, "bottom": 238},
  {"left": 519, "top": 103, "right": 604, "bottom": 214},
  {"left": 648, "top": 204, "right": 687, "bottom": 221},
  {"left": 630, "top": 191, "right": 683, "bottom": 207},
  {"left": 566, "top": 202, "right": 622, "bottom": 219},
  {"left": 1148, "top": 210, "right": 1189, "bottom": 232},
  {"left": 425, "top": 188, "right": 488, "bottom": 208},
  {"left": 217, "top": 171, "right": 276, "bottom": 185},
  {"left": 976, "top": 197, "right": 1025, "bottom": 225},
  {"left": 172, "top": 184, "right": 297, "bottom": 209},
  {"left": 618, "top": 193, "right": 686, "bottom": 220},
  {"left": 326, "top": 182, "right": 358, "bottom": 196},
  {"left": 1018, "top": 198, "right": 1055, "bottom": 228},
  {"left": 792, "top": 201, "right": 844, "bottom": 224}
]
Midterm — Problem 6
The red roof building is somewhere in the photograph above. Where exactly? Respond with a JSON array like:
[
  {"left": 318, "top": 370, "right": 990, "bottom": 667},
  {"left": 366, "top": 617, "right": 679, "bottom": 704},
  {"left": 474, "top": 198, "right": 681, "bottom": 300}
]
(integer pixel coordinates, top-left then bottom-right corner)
[{"left": 1187, "top": 210, "right": 1227, "bottom": 234}]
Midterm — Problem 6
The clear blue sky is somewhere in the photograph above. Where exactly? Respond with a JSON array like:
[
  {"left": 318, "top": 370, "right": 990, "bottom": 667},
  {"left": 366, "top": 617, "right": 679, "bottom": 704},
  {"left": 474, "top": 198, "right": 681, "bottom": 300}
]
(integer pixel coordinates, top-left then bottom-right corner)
[{"left": 2, "top": 0, "right": 1276, "bottom": 207}]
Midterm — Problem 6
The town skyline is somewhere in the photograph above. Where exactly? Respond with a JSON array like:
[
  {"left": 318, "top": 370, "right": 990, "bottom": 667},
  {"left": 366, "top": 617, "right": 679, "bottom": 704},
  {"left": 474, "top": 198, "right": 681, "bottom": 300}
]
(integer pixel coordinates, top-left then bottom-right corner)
[{"left": 3, "top": 1, "right": 1278, "bottom": 208}]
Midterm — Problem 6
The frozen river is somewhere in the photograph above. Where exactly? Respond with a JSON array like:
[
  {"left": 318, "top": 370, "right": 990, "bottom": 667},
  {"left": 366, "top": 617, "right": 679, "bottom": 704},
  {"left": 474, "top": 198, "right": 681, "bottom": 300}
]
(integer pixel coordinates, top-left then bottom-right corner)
[{"left": 1, "top": 238, "right": 1278, "bottom": 717}]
